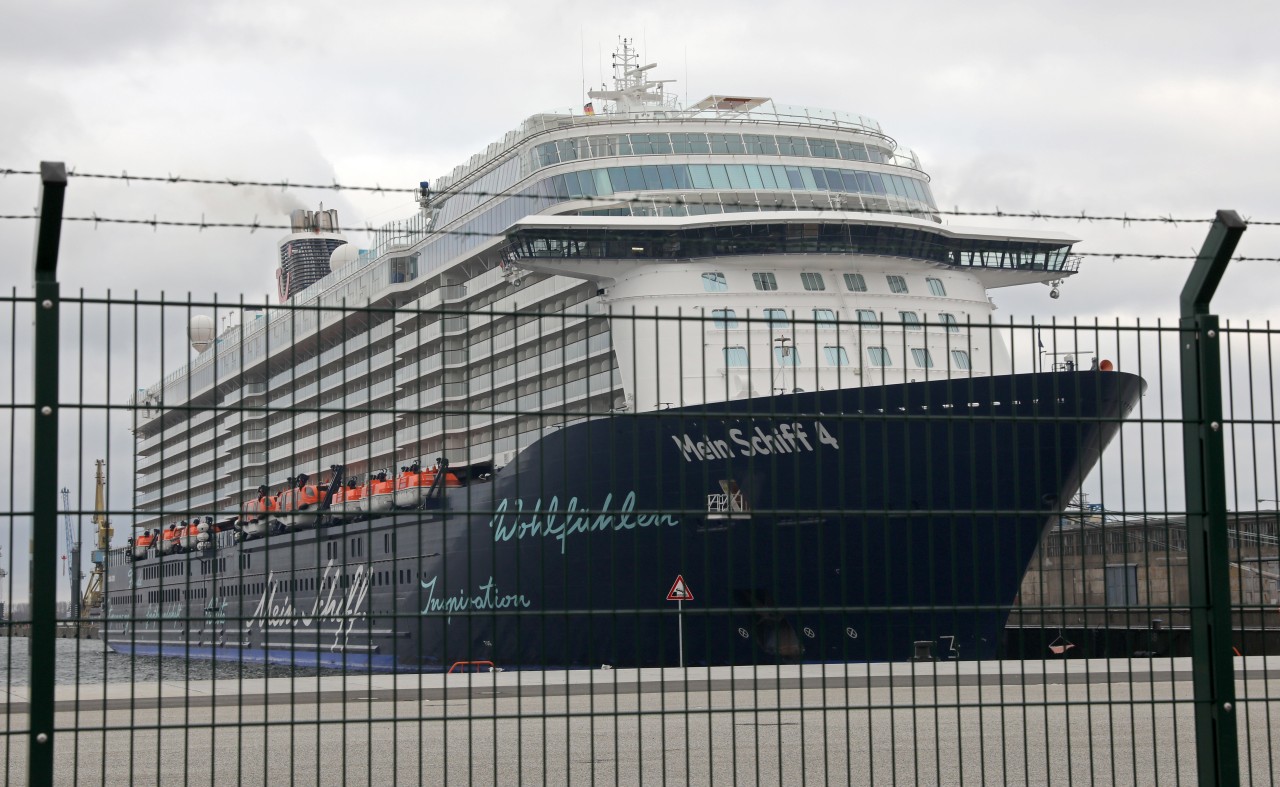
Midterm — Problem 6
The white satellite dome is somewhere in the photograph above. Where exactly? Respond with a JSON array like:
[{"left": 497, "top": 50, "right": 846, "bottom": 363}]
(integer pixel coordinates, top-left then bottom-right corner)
[
  {"left": 330, "top": 243, "right": 359, "bottom": 267},
  {"left": 188, "top": 315, "right": 215, "bottom": 353}
]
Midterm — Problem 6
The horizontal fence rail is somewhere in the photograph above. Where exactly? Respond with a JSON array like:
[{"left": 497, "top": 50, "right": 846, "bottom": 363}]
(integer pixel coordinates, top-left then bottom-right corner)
[{"left": 0, "top": 181, "right": 1275, "bottom": 785}]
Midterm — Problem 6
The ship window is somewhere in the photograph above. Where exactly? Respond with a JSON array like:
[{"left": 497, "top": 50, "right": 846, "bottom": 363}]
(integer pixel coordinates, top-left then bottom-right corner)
[
  {"left": 927, "top": 277, "right": 947, "bottom": 296},
  {"left": 911, "top": 348, "right": 935, "bottom": 368},
  {"left": 764, "top": 308, "right": 789, "bottom": 330},
  {"left": 776, "top": 136, "right": 807, "bottom": 156},
  {"left": 744, "top": 165, "right": 764, "bottom": 189},
  {"left": 702, "top": 272, "right": 728, "bottom": 292},
  {"left": 641, "top": 166, "right": 662, "bottom": 190},
  {"left": 556, "top": 139, "right": 579, "bottom": 162},
  {"left": 688, "top": 164, "right": 713, "bottom": 189},
  {"left": 784, "top": 167, "right": 805, "bottom": 188},
  {"left": 823, "top": 346, "right": 851, "bottom": 366},
  {"left": 951, "top": 350, "right": 972, "bottom": 370},
  {"left": 743, "top": 134, "right": 778, "bottom": 155},
  {"left": 844, "top": 273, "right": 867, "bottom": 292},
  {"left": 868, "top": 173, "right": 888, "bottom": 194},
  {"left": 752, "top": 272, "right": 778, "bottom": 291},
  {"left": 856, "top": 309, "right": 878, "bottom": 324},
  {"left": 630, "top": 134, "right": 654, "bottom": 154},
  {"left": 708, "top": 133, "right": 744, "bottom": 154},
  {"left": 624, "top": 166, "right": 646, "bottom": 191},
  {"left": 807, "top": 138, "right": 840, "bottom": 159},
  {"left": 657, "top": 165, "right": 678, "bottom": 189},
  {"left": 711, "top": 309, "right": 738, "bottom": 329},
  {"left": 774, "top": 345, "right": 799, "bottom": 366},
  {"left": 726, "top": 164, "right": 749, "bottom": 189},
  {"left": 670, "top": 133, "right": 709, "bottom": 154},
  {"left": 886, "top": 275, "right": 909, "bottom": 293},
  {"left": 723, "top": 346, "right": 750, "bottom": 367},
  {"left": 800, "top": 272, "right": 826, "bottom": 291},
  {"left": 899, "top": 311, "right": 922, "bottom": 330},
  {"left": 708, "top": 164, "right": 731, "bottom": 189},
  {"left": 535, "top": 142, "right": 559, "bottom": 167},
  {"left": 813, "top": 309, "right": 837, "bottom": 323},
  {"left": 868, "top": 347, "right": 892, "bottom": 367},
  {"left": 939, "top": 313, "right": 960, "bottom": 333}
]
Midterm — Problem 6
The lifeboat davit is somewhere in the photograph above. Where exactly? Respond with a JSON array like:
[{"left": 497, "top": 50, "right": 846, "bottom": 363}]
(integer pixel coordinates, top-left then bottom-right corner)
[
  {"left": 131, "top": 529, "right": 156, "bottom": 560},
  {"left": 277, "top": 473, "right": 324, "bottom": 531},
  {"left": 364, "top": 471, "right": 396, "bottom": 514},
  {"left": 239, "top": 486, "right": 278, "bottom": 540},
  {"left": 330, "top": 478, "right": 365, "bottom": 521}
]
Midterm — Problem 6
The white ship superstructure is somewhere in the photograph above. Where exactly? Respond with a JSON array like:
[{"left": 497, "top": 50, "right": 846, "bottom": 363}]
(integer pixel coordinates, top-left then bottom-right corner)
[{"left": 130, "top": 40, "right": 1079, "bottom": 531}]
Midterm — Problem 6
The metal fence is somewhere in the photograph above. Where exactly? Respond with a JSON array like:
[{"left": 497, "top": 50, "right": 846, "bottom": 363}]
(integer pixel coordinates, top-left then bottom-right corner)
[{"left": 0, "top": 166, "right": 1276, "bottom": 785}]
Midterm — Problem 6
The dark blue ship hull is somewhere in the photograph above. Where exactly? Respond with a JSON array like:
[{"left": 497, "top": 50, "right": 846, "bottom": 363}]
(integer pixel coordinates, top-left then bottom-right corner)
[{"left": 103, "top": 370, "right": 1145, "bottom": 671}]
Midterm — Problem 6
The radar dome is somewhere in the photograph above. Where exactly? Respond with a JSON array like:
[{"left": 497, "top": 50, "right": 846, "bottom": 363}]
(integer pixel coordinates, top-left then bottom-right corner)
[
  {"left": 188, "top": 315, "right": 215, "bottom": 353},
  {"left": 330, "top": 243, "right": 360, "bottom": 268}
]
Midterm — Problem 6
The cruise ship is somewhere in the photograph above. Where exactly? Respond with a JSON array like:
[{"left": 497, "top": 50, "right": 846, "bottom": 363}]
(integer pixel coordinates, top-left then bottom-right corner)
[{"left": 102, "top": 41, "right": 1145, "bottom": 670}]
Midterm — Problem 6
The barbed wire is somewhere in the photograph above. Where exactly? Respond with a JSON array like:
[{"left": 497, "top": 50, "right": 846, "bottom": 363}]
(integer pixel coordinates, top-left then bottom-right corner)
[
  {"left": 0, "top": 212, "right": 1277, "bottom": 261},
  {"left": 3, "top": 166, "right": 1277, "bottom": 226}
]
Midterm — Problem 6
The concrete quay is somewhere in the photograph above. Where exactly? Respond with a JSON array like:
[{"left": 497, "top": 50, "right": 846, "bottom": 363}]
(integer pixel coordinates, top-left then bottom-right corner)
[{"left": 1, "top": 658, "right": 1277, "bottom": 785}]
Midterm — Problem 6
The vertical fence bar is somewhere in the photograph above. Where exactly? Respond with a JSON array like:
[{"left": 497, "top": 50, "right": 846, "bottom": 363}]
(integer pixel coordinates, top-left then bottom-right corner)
[
  {"left": 28, "top": 161, "right": 66, "bottom": 787},
  {"left": 1180, "top": 208, "right": 1246, "bottom": 787}
]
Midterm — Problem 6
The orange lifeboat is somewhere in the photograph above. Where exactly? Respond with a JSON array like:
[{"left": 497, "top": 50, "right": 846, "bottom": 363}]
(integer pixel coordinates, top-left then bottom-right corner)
[
  {"left": 365, "top": 471, "right": 396, "bottom": 514},
  {"left": 277, "top": 473, "right": 324, "bottom": 531},
  {"left": 131, "top": 529, "right": 156, "bottom": 560},
  {"left": 239, "top": 486, "right": 279, "bottom": 540},
  {"left": 331, "top": 478, "right": 365, "bottom": 521},
  {"left": 394, "top": 462, "right": 463, "bottom": 509},
  {"left": 157, "top": 523, "right": 183, "bottom": 555}
]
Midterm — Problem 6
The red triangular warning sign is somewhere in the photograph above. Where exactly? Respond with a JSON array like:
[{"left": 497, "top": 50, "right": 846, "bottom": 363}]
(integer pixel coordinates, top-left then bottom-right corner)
[{"left": 666, "top": 574, "right": 693, "bottom": 601}]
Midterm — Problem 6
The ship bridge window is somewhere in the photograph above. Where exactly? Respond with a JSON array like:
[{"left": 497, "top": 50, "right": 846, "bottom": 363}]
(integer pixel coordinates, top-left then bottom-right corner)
[
  {"left": 951, "top": 350, "right": 972, "bottom": 370},
  {"left": 389, "top": 254, "right": 419, "bottom": 285},
  {"left": 856, "top": 309, "right": 878, "bottom": 324},
  {"left": 752, "top": 272, "right": 778, "bottom": 291},
  {"left": 774, "top": 345, "right": 800, "bottom": 366},
  {"left": 764, "top": 309, "right": 790, "bottom": 330},
  {"left": 899, "top": 311, "right": 922, "bottom": 330},
  {"left": 843, "top": 273, "right": 868, "bottom": 292},
  {"left": 886, "top": 275, "right": 909, "bottom": 293},
  {"left": 939, "top": 313, "right": 960, "bottom": 333},
  {"left": 702, "top": 272, "right": 728, "bottom": 292},
  {"left": 800, "top": 272, "right": 826, "bottom": 291},
  {"left": 723, "top": 346, "right": 750, "bottom": 367},
  {"left": 927, "top": 277, "right": 947, "bottom": 296},
  {"left": 708, "top": 134, "right": 745, "bottom": 154},
  {"left": 868, "top": 347, "right": 892, "bottom": 367},
  {"left": 807, "top": 138, "right": 840, "bottom": 159},
  {"left": 823, "top": 346, "right": 851, "bottom": 366},
  {"left": 711, "top": 309, "right": 738, "bottom": 329},
  {"left": 776, "top": 136, "right": 807, "bottom": 156},
  {"left": 911, "top": 348, "right": 935, "bottom": 368},
  {"left": 813, "top": 309, "right": 837, "bottom": 323},
  {"left": 743, "top": 134, "right": 778, "bottom": 155},
  {"left": 670, "top": 133, "right": 710, "bottom": 154}
]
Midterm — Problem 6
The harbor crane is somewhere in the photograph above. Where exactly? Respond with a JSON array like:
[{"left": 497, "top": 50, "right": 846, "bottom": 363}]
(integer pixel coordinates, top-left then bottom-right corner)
[
  {"left": 80, "top": 460, "right": 113, "bottom": 613},
  {"left": 61, "top": 487, "right": 81, "bottom": 619}
]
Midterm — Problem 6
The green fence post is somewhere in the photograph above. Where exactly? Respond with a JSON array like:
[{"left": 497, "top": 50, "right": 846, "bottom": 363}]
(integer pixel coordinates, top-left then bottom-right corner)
[
  {"left": 29, "top": 161, "right": 66, "bottom": 787},
  {"left": 1180, "top": 209, "right": 1246, "bottom": 787}
]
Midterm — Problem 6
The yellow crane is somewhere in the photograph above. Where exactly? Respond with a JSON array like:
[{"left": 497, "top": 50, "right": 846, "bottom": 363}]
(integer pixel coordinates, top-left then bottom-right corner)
[{"left": 80, "top": 459, "right": 113, "bottom": 612}]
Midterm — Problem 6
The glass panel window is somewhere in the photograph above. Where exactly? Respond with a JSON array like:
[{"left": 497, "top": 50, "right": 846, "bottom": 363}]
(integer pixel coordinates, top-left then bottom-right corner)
[
  {"left": 711, "top": 309, "right": 737, "bottom": 328},
  {"left": 856, "top": 309, "right": 878, "bottom": 323},
  {"left": 899, "top": 311, "right": 921, "bottom": 330},
  {"left": 844, "top": 273, "right": 867, "bottom": 292},
  {"left": 911, "top": 348, "right": 934, "bottom": 368},
  {"left": 649, "top": 133, "right": 672, "bottom": 154},
  {"left": 708, "top": 164, "right": 731, "bottom": 189},
  {"left": 823, "top": 346, "right": 851, "bottom": 366},
  {"left": 677, "top": 132, "right": 709, "bottom": 154},
  {"left": 630, "top": 134, "right": 653, "bottom": 155},
  {"left": 744, "top": 165, "right": 764, "bottom": 189},
  {"left": 764, "top": 308, "right": 789, "bottom": 330},
  {"left": 689, "top": 164, "right": 713, "bottom": 189},
  {"left": 657, "top": 165, "right": 678, "bottom": 189},
  {"left": 854, "top": 171, "right": 874, "bottom": 193},
  {"left": 807, "top": 138, "right": 840, "bottom": 158},
  {"left": 774, "top": 345, "right": 799, "bottom": 366},
  {"left": 641, "top": 166, "right": 662, "bottom": 190},
  {"left": 702, "top": 272, "right": 728, "bottom": 292},
  {"left": 752, "top": 272, "right": 778, "bottom": 291},
  {"left": 776, "top": 136, "right": 807, "bottom": 155},
  {"left": 868, "top": 347, "right": 892, "bottom": 367},
  {"left": 951, "top": 350, "right": 971, "bottom": 370},
  {"left": 724, "top": 346, "right": 750, "bottom": 367},
  {"left": 886, "top": 275, "right": 909, "bottom": 293},
  {"left": 940, "top": 313, "right": 959, "bottom": 333},
  {"left": 743, "top": 134, "right": 778, "bottom": 155},
  {"left": 927, "top": 277, "right": 947, "bottom": 296},
  {"left": 536, "top": 142, "right": 559, "bottom": 167},
  {"left": 801, "top": 272, "right": 826, "bottom": 291},
  {"left": 813, "top": 309, "right": 836, "bottom": 323}
]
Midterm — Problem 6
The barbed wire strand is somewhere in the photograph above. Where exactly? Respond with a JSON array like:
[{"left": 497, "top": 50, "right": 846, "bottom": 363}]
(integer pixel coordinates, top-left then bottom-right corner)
[
  {"left": 3, "top": 166, "right": 1277, "bottom": 227},
  {"left": 0, "top": 213, "right": 1277, "bottom": 262}
]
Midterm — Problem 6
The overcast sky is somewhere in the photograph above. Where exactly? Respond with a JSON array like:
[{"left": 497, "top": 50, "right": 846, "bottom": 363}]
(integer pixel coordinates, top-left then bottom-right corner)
[{"left": 0, "top": 0, "right": 1277, "bottom": 602}]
